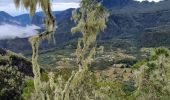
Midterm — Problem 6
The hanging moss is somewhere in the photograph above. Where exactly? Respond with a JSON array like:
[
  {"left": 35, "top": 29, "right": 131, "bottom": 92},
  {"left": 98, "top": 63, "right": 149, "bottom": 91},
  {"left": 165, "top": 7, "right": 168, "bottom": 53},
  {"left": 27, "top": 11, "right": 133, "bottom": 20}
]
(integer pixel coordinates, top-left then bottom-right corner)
[
  {"left": 61, "top": 0, "right": 109, "bottom": 99},
  {"left": 72, "top": 0, "right": 109, "bottom": 70},
  {"left": 13, "top": 0, "right": 56, "bottom": 99}
]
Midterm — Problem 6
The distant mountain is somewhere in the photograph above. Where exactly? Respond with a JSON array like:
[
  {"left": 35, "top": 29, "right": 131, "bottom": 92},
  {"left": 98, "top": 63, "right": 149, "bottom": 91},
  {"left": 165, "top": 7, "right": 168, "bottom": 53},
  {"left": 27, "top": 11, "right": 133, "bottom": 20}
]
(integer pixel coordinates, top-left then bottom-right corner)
[
  {"left": 35, "top": 11, "right": 61, "bottom": 16},
  {"left": 14, "top": 11, "right": 62, "bottom": 26},
  {"left": 100, "top": 0, "right": 170, "bottom": 14},
  {"left": 14, "top": 14, "right": 43, "bottom": 26},
  {"left": 99, "top": 0, "right": 134, "bottom": 8},
  {"left": 0, "top": 8, "right": 75, "bottom": 52},
  {"left": 1, "top": 0, "right": 170, "bottom": 52},
  {"left": 0, "top": 10, "right": 64, "bottom": 27},
  {"left": 0, "top": 11, "right": 13, "bottom": 20},
  {"left": 0, "top": 11, "right": 21, "bottom": 25}
]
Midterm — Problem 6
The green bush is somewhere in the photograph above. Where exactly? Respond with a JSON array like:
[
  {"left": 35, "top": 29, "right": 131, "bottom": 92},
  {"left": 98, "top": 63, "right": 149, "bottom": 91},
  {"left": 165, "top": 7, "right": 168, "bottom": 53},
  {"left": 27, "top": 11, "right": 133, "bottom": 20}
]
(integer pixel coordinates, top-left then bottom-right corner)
[{"left": 0, "top": 65, "right": 24, "bottom": 100}]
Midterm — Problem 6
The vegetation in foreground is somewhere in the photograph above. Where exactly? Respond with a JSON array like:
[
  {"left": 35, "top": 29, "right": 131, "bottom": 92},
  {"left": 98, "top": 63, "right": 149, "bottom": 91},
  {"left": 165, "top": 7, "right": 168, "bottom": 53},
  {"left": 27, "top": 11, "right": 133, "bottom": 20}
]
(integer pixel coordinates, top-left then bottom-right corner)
[{"left": 1, "top": 47, "right": 170, "bottom": 99}]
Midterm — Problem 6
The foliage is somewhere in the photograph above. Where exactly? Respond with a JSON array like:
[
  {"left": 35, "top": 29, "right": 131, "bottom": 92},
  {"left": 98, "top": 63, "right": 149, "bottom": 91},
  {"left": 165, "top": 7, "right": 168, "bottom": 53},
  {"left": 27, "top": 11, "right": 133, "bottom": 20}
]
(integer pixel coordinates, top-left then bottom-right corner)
[
  {"left": 13, "top": 0, "right": 57, "bottom": 99},
  {"left": 0, "top": 49, "right": 33, "bottom": 100},
  {"left": 0, "top": 65, "right": 24, "bottom": 100},
  {"left": 134, "top": 48, "right": 170, "bottom": 99},
  {"left": 22, "top": 79, "right": 35, "bottom": 100},
  {"left": 61, "top": 0, "right": 109, "bottom": 99},
  {"left": 21, "top": 0, "right": 109, "bottom": 99},
  {"left": 20, "top": 0, "right": 109, "bottom": 99}
]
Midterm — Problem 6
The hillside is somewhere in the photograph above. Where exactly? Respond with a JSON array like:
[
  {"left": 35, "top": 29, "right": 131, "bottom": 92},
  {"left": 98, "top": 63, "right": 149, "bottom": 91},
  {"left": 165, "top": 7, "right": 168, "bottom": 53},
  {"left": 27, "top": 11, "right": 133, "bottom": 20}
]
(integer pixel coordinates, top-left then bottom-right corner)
[
  {"left": 0, "top": 48, "right": 47, "bottom": 99},
  {"left": 0, "top": 11, "right": 21, "bottom": 25},
  {"left": 0, "top": 48, "right": 33, "bottom": 99},
  {"left": 0, "top": 48, "right": 33, "bottom": 76}
]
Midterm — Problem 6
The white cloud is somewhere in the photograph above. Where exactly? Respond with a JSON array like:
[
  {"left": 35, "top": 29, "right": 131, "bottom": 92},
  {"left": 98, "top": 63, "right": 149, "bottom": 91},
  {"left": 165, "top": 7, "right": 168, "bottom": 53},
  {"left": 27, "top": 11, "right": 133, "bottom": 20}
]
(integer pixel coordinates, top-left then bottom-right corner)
[
  {"left": 0, "top": 24, "right": 40, "bottom": 40},
  {"left": 135, "top": 0, "right": 163, "bottom": 2},
  {"left": 0, "top": 0, "right": 80, "bottom": 3},
  {"left": 53, "top": 0, "right": 80, "bottom": 3},
  {"left": 51, "top": 2, "right": 79, "bottom": 11}
]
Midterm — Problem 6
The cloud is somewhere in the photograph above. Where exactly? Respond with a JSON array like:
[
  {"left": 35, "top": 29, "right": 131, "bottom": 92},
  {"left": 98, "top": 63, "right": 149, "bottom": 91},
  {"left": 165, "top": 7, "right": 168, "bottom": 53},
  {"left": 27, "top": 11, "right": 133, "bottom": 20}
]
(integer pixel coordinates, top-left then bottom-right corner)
[
  {"left": 0, "top": 0, "right": 80, "bottom": 3},
  {"left": 53, "top": 0, "right": 80, "bottom": 3},
  {"left": 51, "top": 2, "right": 79, "bottom": 11},
  {"left": 0, "top": 24, "right": 40, "bottom": 40},
  {"left": 135, "top": 0, "right": 163, "bottom": 2}
]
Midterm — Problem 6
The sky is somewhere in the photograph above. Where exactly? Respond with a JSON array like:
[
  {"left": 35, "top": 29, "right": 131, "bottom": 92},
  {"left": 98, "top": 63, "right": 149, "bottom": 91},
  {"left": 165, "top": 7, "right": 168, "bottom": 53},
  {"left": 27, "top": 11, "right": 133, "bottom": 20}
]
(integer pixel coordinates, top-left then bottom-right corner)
[
  {"left": 0, "top": 0, "right": 163, "bottom": 16},
  {"left": 136, "top": 0, "right": 163, "bottom": 2}
]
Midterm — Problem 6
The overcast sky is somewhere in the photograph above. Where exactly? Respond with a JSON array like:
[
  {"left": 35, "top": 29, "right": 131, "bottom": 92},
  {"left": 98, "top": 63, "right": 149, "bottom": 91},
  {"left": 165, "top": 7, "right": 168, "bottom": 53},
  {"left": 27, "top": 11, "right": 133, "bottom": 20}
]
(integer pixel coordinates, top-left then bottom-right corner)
[
  {"left": 136, "top": 0, "right": 163, "bottom": 2},
  {"left": 0, "top": 0, "right": 163, "bottom": 16}
]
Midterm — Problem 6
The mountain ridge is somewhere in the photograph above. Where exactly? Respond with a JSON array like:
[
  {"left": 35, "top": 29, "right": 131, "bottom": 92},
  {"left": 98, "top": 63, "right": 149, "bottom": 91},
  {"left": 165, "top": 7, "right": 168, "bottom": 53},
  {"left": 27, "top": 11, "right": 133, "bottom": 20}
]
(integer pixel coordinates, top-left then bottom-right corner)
[{"left": 0, "top": 0, "right": 170, "bottom": 52}]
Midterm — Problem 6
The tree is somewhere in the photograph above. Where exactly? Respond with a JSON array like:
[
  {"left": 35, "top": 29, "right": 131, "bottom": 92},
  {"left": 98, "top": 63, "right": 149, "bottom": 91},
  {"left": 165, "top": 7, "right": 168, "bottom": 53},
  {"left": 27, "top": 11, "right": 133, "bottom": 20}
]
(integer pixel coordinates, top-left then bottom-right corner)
[
  {"left": 13, "top": 0, "right": 56, "bottom": 99},
  {"left": 62, "top": 0, "right": 109, "bottom": 99},
  {"left": 13, "top": 0, "right": 109, "bottom": 99}
]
